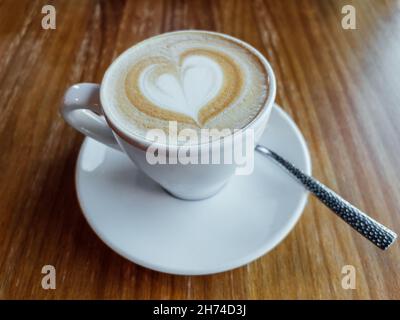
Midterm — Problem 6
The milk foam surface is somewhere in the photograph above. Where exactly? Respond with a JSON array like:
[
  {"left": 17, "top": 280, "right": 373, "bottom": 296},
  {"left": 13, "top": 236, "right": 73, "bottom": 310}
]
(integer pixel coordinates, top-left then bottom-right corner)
[{"left": 102, "top": 31, "right": 269, "bottom": 142}]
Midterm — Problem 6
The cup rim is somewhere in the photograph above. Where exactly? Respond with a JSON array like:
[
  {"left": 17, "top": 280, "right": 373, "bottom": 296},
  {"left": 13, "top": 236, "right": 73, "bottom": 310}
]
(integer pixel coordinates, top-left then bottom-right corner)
[{"left": 100, "top": 29, "right": 276, "bottom": 150}]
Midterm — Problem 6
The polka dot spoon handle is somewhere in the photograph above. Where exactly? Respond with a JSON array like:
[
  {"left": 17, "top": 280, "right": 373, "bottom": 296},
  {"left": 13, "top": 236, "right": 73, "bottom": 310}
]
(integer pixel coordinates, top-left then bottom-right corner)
[{"left": 256, "top": 145, "right": 397, "bottom": 250}]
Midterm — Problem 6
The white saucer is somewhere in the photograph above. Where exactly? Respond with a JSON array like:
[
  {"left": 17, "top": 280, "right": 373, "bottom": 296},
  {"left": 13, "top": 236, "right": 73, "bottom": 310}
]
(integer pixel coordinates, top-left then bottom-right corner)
[{"left": 75, "top": 104, "right": 311, "bottom": 275}]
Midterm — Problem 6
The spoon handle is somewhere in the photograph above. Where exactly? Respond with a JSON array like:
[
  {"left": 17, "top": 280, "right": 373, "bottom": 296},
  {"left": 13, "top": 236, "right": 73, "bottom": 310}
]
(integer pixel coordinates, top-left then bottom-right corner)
[{"left": 255, "top": 145, "right": 397, "bottom": 250}]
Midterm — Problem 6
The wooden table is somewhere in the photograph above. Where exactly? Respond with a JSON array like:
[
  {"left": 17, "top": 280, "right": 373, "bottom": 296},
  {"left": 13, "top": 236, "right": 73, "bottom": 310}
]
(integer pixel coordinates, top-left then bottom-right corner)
[{"left": 1, "top": 0, "right": 399, "bottom": 299}]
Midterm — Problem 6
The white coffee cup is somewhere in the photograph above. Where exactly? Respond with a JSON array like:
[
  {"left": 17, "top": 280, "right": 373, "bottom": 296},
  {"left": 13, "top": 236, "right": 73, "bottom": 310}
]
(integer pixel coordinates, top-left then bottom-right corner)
[{"left": 61, "top": 30, "right": 276, "bottom": 200}]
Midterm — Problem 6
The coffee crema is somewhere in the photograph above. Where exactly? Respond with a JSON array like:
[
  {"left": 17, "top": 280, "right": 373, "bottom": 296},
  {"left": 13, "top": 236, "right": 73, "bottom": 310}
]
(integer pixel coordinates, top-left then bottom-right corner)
[{"left": 103, "top": 31, "right": 269, "bottom": 141}]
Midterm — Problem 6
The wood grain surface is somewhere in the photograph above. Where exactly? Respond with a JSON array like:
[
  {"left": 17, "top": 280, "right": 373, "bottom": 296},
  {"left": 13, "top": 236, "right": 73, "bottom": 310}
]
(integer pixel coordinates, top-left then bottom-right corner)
[{"left": 1, "top": 0, "right": 400, "bottom": 299}]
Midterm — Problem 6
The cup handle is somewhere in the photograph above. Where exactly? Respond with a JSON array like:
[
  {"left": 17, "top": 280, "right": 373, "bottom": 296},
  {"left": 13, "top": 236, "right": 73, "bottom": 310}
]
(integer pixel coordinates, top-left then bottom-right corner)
[{"left": 61, "top": 83, "right": 121, "bottom": 151}]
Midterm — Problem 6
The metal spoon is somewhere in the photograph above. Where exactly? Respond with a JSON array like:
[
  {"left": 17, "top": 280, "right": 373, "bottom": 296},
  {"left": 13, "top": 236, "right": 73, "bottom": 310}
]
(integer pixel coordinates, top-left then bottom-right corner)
[{"left": 255, "top": 144, "right": 397, "bottom": 250}]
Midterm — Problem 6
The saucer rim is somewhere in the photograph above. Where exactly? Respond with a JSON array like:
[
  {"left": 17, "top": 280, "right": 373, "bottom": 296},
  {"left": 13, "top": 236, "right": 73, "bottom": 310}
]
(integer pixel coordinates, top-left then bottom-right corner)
[{"left": 75, "top": 103, "right": 312, "bottom": 275}]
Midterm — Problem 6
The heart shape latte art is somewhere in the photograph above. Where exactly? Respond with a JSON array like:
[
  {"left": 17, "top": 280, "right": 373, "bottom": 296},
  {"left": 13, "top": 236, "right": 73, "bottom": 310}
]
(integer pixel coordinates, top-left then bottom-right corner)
[{"left": 125, "top": 49, "right": 242, "bottom": 126}]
